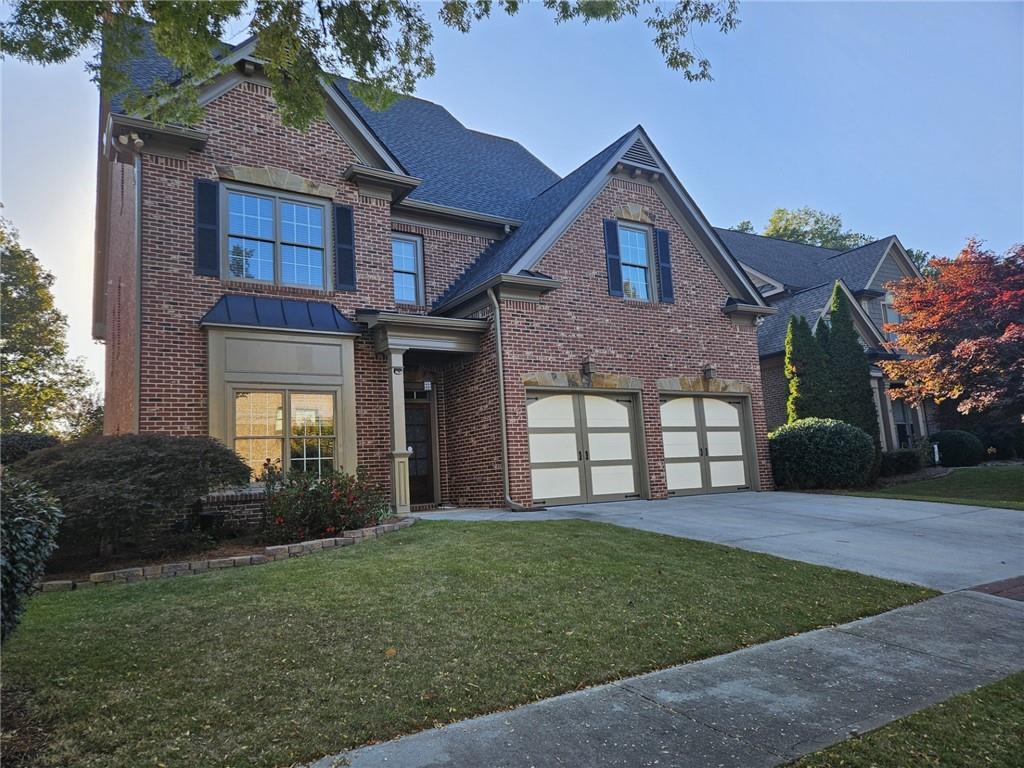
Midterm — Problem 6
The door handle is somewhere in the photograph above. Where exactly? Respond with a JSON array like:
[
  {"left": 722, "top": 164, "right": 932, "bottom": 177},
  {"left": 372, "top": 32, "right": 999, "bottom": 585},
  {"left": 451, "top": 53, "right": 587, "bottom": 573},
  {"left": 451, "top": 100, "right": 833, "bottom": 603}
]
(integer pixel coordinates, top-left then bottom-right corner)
[
  {"left": 585, "top": 450, "right": 590, "bottom": 460},
  {"left": 578, "top": 450, "right": 583, "bottom": 461}
]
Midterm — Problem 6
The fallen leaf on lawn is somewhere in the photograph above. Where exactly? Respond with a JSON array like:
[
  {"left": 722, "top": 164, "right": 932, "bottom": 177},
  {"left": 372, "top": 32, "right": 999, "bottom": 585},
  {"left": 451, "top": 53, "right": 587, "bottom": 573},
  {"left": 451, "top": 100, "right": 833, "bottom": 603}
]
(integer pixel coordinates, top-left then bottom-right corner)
[{"left": 384, "top": 647, "right": 397, "bottom": 658}]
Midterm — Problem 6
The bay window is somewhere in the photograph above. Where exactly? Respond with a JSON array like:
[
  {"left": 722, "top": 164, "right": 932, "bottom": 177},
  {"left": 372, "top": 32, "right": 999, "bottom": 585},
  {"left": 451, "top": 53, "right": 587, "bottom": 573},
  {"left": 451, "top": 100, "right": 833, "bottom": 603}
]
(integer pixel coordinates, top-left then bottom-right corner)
[{"left": 233, "top": 389, "right": 336, "bottom": 478}]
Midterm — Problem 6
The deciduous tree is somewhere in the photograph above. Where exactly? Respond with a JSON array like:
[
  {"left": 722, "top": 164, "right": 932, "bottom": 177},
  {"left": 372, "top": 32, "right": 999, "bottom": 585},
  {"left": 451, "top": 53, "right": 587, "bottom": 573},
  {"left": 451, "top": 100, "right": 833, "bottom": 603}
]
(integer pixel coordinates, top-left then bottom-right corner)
[
  {"left": 762, "top": 207, "right": 872, "bottom": 251},
  {"left": 0, "top": 219, "right": 94, "bottom": 435},
  {"left": 881, "top": 240, "right": 1024, "bottom": 422},
  {"left": 2, "top": 0, "right": 741, "bottom": 130}
]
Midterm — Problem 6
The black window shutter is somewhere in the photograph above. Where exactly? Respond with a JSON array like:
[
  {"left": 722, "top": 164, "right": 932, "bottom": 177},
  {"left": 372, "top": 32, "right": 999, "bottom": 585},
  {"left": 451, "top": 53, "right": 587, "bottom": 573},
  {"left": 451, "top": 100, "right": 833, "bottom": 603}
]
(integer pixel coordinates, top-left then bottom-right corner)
[
  {"left": 655, "top": 228, "right": 674, "bottom": 303},
  {"left": 334, "top": 204, "right": 356, "bottom": 291},
  {"left": 193, "top": 179, "right": 219, "bottom": 277},
  {"left": 603, "top": 219, "right": 623, "bottom": 297}
]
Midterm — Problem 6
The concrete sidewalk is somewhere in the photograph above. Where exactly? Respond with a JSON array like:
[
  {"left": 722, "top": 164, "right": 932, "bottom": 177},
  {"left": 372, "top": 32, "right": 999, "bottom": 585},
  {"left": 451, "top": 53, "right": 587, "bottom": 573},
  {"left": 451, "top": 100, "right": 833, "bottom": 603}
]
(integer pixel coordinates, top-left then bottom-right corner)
[{"left": 309, "top": 591, "right": 1023, "bottom": 768}]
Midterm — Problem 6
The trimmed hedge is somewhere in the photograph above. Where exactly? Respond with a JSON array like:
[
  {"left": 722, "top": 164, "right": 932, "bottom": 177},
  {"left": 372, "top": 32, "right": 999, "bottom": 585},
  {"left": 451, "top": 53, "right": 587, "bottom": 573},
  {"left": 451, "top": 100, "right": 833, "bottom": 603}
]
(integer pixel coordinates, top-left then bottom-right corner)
[
  {"left": 1, "top": 432, "right": 60, "bottom": 465},
  {"left": 1, "top": 475, "right": 63, "bottom": 642},
  {"left": 932, "top": 430, "right": 985, "bottom": 467},
  {"left": 769, "top": 418, "right": 876, "bottom": 489},
  {"left": 879, "top": 449, "right": 922, "bottom": 477},
  {"left": 13, "top": 434, "right": 250, "bottom": 564}
]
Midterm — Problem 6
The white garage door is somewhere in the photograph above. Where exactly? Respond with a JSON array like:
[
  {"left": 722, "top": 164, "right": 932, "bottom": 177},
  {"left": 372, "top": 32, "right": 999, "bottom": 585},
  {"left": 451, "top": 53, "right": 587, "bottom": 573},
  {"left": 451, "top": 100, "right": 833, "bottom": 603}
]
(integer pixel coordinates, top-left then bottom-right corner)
[
  {"left": 527, "top": 392, "right": 640, "bottom": 505},
  {"left": 661, "top": 396, "right": 751, "bottom": 494}
]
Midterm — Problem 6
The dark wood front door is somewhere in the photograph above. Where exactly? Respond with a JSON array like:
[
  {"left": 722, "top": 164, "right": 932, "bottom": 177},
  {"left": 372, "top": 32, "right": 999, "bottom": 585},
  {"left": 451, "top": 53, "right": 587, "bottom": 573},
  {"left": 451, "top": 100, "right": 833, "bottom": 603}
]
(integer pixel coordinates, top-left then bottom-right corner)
[{"left": 405, "top": 400, "right": 434, "bottom": 504}]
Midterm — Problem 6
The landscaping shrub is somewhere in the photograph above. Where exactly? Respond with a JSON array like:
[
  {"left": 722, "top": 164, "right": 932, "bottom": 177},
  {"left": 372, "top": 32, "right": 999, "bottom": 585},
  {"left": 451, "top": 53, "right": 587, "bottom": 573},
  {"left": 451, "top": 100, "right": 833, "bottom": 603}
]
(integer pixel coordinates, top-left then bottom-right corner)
[
  {"left": 264, "top": 467, "right": 389, "bottom": 543},
  {"left": 931, "top": 430, "right": 985, "bottom": 467},
  {"left": 1, "top": 475, "right": 63, "bottom": 642},
  {"left": 12, "top": 434, "right": 250, "bottom": 564},
  {"left": 879, "top": 449, "right": 922, "bottom": 477},
  {"left": 1, "top": 432, "right": 60, "bottom": 465},
  {"left": 769, "top": 418, "right": 875, "bottom": 489}
]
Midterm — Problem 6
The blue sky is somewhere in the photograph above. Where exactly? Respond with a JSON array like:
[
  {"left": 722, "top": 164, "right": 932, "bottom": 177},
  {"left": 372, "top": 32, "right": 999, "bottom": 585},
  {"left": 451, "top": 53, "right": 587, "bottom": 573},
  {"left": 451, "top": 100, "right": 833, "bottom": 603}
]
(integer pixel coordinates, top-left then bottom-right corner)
[{"left": 2, "top": 1, "right": 1021, "bottom": 383}]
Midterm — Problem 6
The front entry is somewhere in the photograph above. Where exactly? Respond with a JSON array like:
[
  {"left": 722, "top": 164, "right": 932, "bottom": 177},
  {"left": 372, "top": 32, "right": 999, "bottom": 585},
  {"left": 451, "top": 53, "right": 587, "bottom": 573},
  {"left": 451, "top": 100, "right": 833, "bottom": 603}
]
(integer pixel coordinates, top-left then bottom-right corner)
[
  {"left": 526, "top": 392, "right": 641, "bottom": 506},
  {"left": 661, "top": 396, "right": 752, "bottom": 494},
  {"left": 404, "top": 392, "right": 435, "bottom": 505}
]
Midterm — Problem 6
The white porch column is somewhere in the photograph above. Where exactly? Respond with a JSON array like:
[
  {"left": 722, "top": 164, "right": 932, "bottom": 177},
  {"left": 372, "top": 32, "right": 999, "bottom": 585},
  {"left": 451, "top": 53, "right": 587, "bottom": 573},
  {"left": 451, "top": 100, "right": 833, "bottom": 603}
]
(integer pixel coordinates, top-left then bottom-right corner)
[{"left": 388, "top": 348, "right": 411, "bottom": 515}]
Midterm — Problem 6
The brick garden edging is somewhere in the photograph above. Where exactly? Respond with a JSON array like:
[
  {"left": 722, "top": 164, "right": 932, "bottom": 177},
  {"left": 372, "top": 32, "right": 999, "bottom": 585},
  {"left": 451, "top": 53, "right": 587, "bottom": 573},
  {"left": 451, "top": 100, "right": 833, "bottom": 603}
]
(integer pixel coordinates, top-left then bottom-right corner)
[{"left": 40, "top": 518, "right": 416, "bottom": 592}]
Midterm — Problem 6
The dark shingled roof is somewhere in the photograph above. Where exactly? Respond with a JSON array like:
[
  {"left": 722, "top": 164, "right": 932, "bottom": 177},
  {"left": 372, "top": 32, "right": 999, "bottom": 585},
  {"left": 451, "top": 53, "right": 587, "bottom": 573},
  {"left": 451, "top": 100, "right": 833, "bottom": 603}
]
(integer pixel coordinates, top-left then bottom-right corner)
[
  {"left": 433, "top": 128, "right": 636, "bottom": 309},
  {"left": 109, "top": 24, "right": 239, "bottom": 114},
  {"left": 714, "top": 229, "right": 840, "bottom": 289},
  {"left": 756, "top": 282, "right": 834, "bottom": 356},
  {"left": 715, "top": 229, "right": 900, "bottom": 357},
  {"left": 200, "top": 295, "right": 360, "bottom": 334},
  {"left": 334, "top": 80, "right": 560, "bottom": 220}
]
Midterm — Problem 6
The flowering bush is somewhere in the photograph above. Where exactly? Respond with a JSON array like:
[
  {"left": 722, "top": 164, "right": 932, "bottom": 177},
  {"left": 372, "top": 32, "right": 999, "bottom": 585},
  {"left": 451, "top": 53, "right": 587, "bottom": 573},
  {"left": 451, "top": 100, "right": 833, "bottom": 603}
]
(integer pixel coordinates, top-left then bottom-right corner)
[{"left": 263, "top": 467, "right": 389, "bottom": 543}]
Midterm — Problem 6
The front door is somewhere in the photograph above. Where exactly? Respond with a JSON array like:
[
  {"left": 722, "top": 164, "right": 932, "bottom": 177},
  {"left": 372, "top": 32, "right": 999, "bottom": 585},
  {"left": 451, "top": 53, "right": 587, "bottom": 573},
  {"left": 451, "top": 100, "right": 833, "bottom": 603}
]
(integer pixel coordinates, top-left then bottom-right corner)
[
  {"left": 526, "top": 392, "right": 640, "bottom": 506},
  {"left": 661, "top": 396, "right": 751, "bottom": 494},
  {"left": 405, "top": 398, "right": 434, "bottom": 505}
]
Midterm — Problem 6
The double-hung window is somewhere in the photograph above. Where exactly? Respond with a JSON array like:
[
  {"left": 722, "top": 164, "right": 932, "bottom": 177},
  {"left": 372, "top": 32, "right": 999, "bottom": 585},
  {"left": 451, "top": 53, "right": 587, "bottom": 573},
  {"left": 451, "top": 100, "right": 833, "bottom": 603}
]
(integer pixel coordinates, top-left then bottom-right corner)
[
  {"left": 225, "top": 187, "right": 328, "bottom": 289},
  {"left": 233, "top": 389, "right": 336, "bottom": 479},
  {"left": 391, "top": 234, "right": 424, "bottom": 305},
  {"left": 618, "top": 225, "right": 653, "bottom": 301}
]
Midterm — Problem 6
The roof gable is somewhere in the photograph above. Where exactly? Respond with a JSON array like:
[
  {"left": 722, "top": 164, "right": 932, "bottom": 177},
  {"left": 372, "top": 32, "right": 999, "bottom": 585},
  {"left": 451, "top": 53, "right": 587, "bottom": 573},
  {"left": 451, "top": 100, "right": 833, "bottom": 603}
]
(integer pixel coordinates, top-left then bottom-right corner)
[{"left": 435, "top": 127, "right": 767, "bottom": 312}]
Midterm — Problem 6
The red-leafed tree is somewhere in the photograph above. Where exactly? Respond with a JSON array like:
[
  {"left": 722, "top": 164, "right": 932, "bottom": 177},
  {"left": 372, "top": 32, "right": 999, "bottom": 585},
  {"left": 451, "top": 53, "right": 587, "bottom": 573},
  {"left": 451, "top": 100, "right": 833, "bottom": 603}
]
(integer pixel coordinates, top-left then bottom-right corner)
[{"left": 880, "top": 240, "right": 1024, "bottom": 421}]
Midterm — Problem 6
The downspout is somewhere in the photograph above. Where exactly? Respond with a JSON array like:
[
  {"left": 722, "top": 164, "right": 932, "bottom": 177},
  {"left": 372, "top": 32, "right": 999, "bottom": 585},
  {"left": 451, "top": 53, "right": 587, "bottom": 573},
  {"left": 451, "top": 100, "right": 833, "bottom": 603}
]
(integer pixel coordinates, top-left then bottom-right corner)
[{"left": 487, "top": 287, "right": 527, "bottom": 511}]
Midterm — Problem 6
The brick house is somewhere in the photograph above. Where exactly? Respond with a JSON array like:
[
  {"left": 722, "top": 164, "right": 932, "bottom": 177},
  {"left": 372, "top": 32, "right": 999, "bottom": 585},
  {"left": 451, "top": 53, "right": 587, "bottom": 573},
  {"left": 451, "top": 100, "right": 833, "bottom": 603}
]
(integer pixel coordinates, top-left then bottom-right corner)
[
  {"left": 94, "top": 35, "right": 778, "bottom": 515},
  {"left": 716, "top": 230, "right": 931, "bottom": 450}
]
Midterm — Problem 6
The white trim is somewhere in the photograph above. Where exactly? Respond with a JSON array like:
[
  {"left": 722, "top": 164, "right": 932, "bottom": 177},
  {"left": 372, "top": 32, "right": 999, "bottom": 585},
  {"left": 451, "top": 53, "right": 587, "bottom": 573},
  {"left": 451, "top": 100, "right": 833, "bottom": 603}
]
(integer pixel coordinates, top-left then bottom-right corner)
[
  {"left": 865, "top": 236, "right": 922, "bottom": 288},
  {"left": 740, "top": 263, "right": 785, "bottom": 297},
  {"left": 811, "top": 279, "right": 889, "bottom": 348}
]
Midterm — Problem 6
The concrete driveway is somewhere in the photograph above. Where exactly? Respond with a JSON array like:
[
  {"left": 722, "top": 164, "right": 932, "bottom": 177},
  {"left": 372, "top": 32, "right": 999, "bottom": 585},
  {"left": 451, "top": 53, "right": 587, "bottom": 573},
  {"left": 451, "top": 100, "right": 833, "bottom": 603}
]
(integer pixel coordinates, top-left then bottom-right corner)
[{"left": 421, "top": 492, "right": 1023, "bottom": 591}]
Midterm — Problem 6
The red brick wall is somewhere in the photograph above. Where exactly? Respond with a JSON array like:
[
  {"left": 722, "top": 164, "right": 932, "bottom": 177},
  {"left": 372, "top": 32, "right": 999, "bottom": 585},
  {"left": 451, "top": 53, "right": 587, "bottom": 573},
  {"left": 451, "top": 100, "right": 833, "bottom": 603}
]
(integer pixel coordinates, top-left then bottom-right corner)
[
  {"left": 437, "top": 314, "right": 505, "bottom": 506},
  {"left": 132, "top": 81, "right": 402, "bottom": 486},
  {"left": 500, "top": 176, "right": 773, "bottom": 503},
  {"left": 103, "top": 157, "right": 140, "bottom": 434},
  {"left": 760, "top": 356, "right": 788, "bottom": 431}
]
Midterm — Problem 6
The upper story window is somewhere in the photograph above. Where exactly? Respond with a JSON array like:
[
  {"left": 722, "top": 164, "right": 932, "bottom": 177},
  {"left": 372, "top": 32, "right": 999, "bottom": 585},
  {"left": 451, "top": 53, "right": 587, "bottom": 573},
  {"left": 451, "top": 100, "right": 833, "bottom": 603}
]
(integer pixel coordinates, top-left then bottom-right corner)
[
  {"left": 618, "top": 225, "right": 653, "bottom": 301},
  {"left": 224, "top": 187, "right": 328, "bottom": 289},
  {"left": 391, "top": 234, "right": 424, "bottom": 305},
  {"left": 880, "top": 291, "right": 901, "bottom": 341}
]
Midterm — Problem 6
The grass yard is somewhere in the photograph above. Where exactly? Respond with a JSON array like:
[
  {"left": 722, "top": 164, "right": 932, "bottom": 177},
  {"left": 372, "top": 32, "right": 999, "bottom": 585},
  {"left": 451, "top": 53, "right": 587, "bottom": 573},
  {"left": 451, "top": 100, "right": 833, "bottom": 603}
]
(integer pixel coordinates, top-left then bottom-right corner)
[
  {"left": 850, "top": 465, "right": 1024, "bottom": 510},
  {"left": 795, "top": 671, "right": 1024, "bottom": 767},
  {"left": 3, "top": 520, "right": 935, "bottom": 768}
]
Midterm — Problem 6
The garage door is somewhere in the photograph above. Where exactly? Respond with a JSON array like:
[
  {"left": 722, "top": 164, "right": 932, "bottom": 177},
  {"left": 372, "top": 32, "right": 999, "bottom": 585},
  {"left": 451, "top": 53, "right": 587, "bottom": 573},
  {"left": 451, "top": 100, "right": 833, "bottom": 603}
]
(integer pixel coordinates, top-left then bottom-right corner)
[
  {"left": 527, "top": 392, "right": 640, "bottom": 505},
  {"left": 661, "top": 396, "right": 751, "bottom": 494}
]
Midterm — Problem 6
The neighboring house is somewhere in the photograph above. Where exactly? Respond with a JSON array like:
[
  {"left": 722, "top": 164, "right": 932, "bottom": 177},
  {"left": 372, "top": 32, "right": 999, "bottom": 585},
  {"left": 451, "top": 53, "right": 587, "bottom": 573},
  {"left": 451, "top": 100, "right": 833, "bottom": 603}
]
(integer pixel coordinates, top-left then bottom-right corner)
[
  {"left": 715, "top": 229, "right": 930, "bottom": 451},
  {"left": 94, "top": 34, "right": 777, "bottom": 515}
]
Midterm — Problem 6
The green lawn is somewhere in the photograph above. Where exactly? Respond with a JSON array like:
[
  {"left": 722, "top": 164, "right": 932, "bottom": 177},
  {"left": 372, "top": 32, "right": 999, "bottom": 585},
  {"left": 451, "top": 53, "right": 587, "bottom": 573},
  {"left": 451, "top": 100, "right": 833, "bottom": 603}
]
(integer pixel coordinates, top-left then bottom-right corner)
[
  {"left": 3, "top": 520, "right": 935, "bottom": 768},
  {"left": 795, "top": 672, "right": 1024, "bottom": 767},
  {"left": 849, "top": 465, "right": 1024, "bottom": 510}
]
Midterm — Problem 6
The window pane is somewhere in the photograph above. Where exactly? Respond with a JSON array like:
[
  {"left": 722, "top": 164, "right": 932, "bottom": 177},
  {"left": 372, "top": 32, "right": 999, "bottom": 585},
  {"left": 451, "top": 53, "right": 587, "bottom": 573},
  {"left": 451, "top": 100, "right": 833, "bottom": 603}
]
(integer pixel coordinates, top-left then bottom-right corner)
[
  {"left": 281, "top": 245, "right": 324, "bottom": 288},
  {"left": 289, "top": 438, "right": 335, "bottom": 477},
  {"left": 228, "top": 192, "right": 273, "bottom": 239},
  {"left": 235, "top": 438, "right": 283, "bottom": 480},
  {"left": 234, "top": 390, "right": 284, "bottom": 479},
  {"left": 290, "top": 393, "right": 335, "bottom": 437},
  {"left": 618, "top": 228, "right": 649, "bottom": 267},
  {"left": 394, "top": 271, "right": 417, "bottom": 304},
  {"left": 227, "top": 237, "right": 274, "bottom": 281},
  {"left": 235, "top": 391, "right": 284, "bottom": 436},
  {"left": 392, "top": 238, "right": 418, "bottom": 273},
  {"left": 622, "top": 265, "right": 650, "bottom": 301},
  {"left": 281, "top": 201, "right": 323, "bottom": 246}
]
